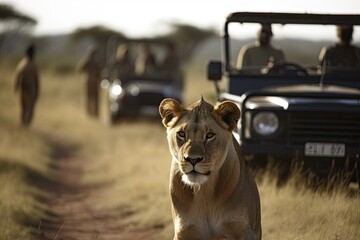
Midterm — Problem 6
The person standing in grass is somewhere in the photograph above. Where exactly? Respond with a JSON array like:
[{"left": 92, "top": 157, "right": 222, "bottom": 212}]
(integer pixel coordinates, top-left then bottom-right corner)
[
  {"left": 77, "top": 45, "right": 102, "bottom": 117},
  {"left": 14, "top": 43, "right": 40, "bottom": 127}
]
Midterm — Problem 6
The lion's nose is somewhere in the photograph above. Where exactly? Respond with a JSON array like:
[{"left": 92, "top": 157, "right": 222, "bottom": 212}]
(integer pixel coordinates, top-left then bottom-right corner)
[{"left": 184, "top": 155, "right": 203, "bottom": 165}]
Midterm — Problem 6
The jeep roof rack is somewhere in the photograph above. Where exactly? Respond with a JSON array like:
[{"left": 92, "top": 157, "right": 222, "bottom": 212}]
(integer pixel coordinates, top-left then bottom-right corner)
[{"left": 226, "top": 12, "right": 360, "bottom": 26}]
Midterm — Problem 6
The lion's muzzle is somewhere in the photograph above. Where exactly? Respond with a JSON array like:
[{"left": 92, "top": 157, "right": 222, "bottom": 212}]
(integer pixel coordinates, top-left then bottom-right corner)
[{"left": 184, "top": 155, "right": 203, "bottom": 165}]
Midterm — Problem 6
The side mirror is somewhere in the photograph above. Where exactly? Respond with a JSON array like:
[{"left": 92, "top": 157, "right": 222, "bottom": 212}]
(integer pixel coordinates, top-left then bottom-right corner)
[{"left": 207, "top": 61, "right": 223, "bottom": 81}]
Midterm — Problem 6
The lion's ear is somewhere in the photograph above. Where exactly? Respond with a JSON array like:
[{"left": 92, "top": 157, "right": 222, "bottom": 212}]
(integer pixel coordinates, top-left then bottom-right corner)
[
  {"left": 213, "top": 101, "right": 240, "bottom": 131},
  {"left": 159, "top": 98, "right": 184, "bottom": 127}
]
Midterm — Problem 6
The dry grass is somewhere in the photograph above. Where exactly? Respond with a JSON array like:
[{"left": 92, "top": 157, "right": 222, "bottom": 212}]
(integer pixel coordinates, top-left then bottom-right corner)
[
  {"left": 0, "top": 63, "right": 359, "bottom": 240},
  {"left": 0, "top": 68, "right": 51, "bottom": 239},
  {"left": 257, "top": 172, "right": 360, "bottom": 240}
]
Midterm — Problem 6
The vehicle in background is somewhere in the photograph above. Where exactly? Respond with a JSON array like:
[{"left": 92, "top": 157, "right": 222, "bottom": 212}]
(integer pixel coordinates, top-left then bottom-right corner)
[
  {"left": 101, "top": 38, "right": 184, "bottom": 124},
  {"left": 208, "top": 12, "right": 360, "bottom": 185}
]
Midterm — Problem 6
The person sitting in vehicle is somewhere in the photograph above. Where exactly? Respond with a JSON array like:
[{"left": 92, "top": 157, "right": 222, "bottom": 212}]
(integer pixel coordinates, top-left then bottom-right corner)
[
  {"left": 237, "top": 23, "right": 285, "bottom": 73},
  {"left": 160, "top": 42, "right": 184, "bottom": 91},
  {"left": 160, "top": 43, "right": 180, "bottom": 73},
  {"left": 111, "top": 43, "right": 134, "bottom": 80},
  {"left": 135, "top": 43, "right": 157, "bottom": 75},
  {"left": 318, "top": 25, "right": 360, "bottom": 71}
]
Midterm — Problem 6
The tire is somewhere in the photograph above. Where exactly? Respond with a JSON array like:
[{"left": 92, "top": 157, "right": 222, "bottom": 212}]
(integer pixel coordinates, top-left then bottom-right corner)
[
  {"left": 355, "top": 159, "right": 360, "bottom": 189},
  {"left": 246, "top": 154, "right": 267, "bottom": 171},
  {"left": 246, "top": 154, "right": 293, "bottom": 187},
  {"left": 267, "top": 155, "right": 293, "bottom": 187}
]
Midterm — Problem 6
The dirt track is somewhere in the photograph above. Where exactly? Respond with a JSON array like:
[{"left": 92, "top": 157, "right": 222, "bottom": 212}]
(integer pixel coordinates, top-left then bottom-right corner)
[{"left": 37, "top": 135, "right": 161, "bottom": 240}]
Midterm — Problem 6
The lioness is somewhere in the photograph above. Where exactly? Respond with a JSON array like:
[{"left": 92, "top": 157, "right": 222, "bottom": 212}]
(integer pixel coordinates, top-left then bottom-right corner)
[{"left": 159, "top": 98, "right": 262, "bottom": 240}]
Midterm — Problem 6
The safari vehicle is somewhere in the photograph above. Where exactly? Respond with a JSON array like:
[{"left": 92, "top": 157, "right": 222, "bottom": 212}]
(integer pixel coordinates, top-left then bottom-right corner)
[
  {"left": 101, "top": 38, "right": 183, "bottom": 124},
  {"left": 208, "top": 12, "right": 360, "bottom": 184}
]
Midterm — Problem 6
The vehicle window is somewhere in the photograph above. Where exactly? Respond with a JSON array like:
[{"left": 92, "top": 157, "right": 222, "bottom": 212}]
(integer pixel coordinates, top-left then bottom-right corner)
[{"left": 228, "top": 23, "right": 360, "bottom": 76}]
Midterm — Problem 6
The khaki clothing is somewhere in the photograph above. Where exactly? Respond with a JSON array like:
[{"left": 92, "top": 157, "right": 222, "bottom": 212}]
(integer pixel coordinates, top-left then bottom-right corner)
[
  {"left": 111, "top": 58, "right": 134, "bottom": 80},
  {"left": 237, "top": 43, "right": 285, "bottom": 69},
  {"left": 14, "top": 57, "right": 39, "bottom": 126},
  {"left": 112, "top": 44, "right": 134, "bottom": 81},
  {"left": 319, "top": 44, "right": 360, "bottom": 68},
  {"left": 135, "top": 53, "right": 156, "bottom": 75},
  {"left": 78, "top": 56, "right": 102, "bottom": 117}
]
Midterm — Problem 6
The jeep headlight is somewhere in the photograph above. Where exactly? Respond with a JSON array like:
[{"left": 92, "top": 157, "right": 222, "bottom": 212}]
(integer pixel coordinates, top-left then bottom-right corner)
[
  {"left": 252, "top": 112, "right": 279, "bottom": 136},
  {"left": 109, "top": 84, "right": 123, "bottom": 99}
]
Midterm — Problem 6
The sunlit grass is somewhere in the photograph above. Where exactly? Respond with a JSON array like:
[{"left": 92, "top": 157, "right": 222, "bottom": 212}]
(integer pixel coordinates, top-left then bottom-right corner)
[
  {"left": 258, "top": 173, "right": 360, "bottom": 240},
  {"left": 0, "top": 67, "right": 52, "bottom": 239}
]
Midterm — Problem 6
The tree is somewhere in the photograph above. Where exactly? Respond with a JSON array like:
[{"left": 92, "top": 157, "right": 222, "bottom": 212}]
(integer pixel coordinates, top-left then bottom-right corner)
[
  {"left": 0, "top": 4, "right": 36, "bottom": 32},
  {"left": 71, "top": 25, "right": 125, "bottom": 45},
  {"left": 71, "top": 25, "right": 126, "bottom": 64},
  {"left": 155, "top": 23, "right": 217, "bottom": 61},
  {"left": 0, "top": 4, "right": 37, "bottom": 56}
]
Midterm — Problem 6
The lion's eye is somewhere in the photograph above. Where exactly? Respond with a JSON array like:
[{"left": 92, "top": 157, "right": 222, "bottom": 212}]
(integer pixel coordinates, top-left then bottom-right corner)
[
  {"left": 206, "top": 132, "right": 215, "bottom": 140},
  {"left": 177, "top": 131, "right": 186, "bottom": 140}
]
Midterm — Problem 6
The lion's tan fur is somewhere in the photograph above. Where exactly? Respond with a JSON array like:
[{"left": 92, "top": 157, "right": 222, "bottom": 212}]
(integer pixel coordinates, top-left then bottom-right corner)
[{"left": 159, "top": 98, "right": 262, "bottom": 240}]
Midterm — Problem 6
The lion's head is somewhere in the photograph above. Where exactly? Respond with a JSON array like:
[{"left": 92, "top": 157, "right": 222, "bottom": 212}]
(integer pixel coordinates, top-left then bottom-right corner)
[{"left": 159, "top": 98, "right": 240, "bottom": 187}]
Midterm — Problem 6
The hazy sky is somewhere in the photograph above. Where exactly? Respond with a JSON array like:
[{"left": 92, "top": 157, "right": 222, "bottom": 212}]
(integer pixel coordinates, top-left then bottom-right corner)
[{"left": 4, "top": 0, "right": 360, "bottom": 37}]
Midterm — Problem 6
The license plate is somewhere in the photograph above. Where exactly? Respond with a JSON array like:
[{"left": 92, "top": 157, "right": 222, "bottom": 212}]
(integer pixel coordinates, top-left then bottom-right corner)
[{"left": 305, "top": 143, "right": 345, "bottom": 157}]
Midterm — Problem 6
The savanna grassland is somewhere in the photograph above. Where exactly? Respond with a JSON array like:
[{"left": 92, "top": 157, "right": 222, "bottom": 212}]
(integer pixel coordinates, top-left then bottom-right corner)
[{"left": 0, "top": 62, "right": 359, "bottom": 240}]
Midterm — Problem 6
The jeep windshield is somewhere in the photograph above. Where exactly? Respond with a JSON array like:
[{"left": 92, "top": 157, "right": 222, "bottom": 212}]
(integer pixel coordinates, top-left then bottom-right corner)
[{"left": 220, "top": 12, "right": 360, "bottom": 96}]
